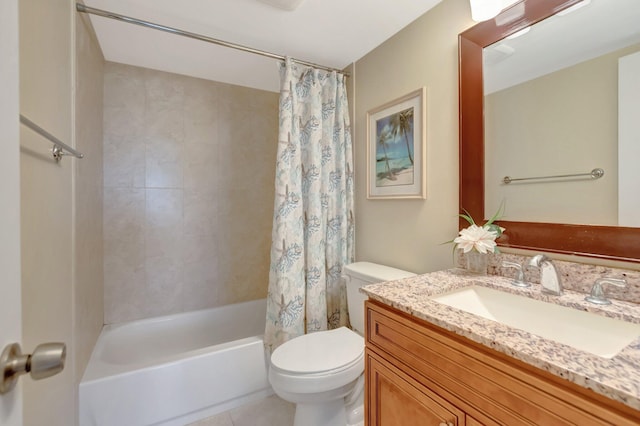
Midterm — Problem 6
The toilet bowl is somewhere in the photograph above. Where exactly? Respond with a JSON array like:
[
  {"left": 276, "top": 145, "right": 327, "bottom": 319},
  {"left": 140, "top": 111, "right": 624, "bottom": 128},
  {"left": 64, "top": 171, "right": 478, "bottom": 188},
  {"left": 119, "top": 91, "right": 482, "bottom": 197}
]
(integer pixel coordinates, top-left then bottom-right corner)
[{"left": 268, "top": 262, "right": 415, "bottom": 426}]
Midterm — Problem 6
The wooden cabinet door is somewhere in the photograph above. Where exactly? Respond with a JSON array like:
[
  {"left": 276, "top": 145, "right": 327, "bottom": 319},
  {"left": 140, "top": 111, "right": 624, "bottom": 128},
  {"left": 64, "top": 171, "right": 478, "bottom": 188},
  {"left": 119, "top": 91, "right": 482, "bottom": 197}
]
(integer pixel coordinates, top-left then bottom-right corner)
[
  {"left": 367, "top": 350, "right": 465, "bottom": 426},
  {"left": 366, "top": 300, "right": 640, "bottom": 426},
  {"left": 465, "top": 416, "right": 485, "bottom": 426}
]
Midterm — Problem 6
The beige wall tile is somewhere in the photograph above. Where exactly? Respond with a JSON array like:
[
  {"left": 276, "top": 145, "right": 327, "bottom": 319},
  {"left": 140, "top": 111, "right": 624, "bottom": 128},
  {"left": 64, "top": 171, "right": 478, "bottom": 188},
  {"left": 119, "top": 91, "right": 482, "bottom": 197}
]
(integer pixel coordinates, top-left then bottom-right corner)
[
  {"left": 104, "top": 187, "right": 146, "bottom": 235},
  {"left": 183, "top": 140, "right": 218, "bottom": 190},
  {"left": 104, "top": 63, "right": 278, "bottom": 324},
  {"left": 145, "top": 226, "right": 184, "bottom": 259},
  {"left": 182, "top": 259, "right": 219, "bottom": 311},
  {"left": 104, "top": 104, "right": 145, "bottom": 138},
  {"left": 104, "top": 235, "right": 145, "bottom": 268},
  {"left": 219, "top": 84, "right": 254, "bottom": 116},
  {"left": 145, "top": 255, "right": 184, "bottom": 317},
  {"left": 104, "top": 252, "right": 146, "bottom": 323},
  {"left": 144, "top": 107, "right": 184, "bottom": 140},
  {"left": 104, "top": 62, "right": 145, "bottom": 109},
  {"left": 146, "top": 188, "right": 183, "bottom": 229},
  {"left": 74, "top": 8, "right": 105, "bottom": 386},
  {"left": 183, "top": 233, "right": 217, "bottom": 264},
  {"left": 183, "top": 188, "right": 218, "bottom": 237},
  {"left": 185, "top": 119, "right": 218, "bottom": 145},
  {"left": 144, "top": 68, "right": 185, "bottom": 110},
  {"left": 145, "top": 135, "right": 184, "bottom": 188},
  {"left": 103, "top": 133, "right": 145, "bottom": 188},
  {"left": 184, "top": 78, "right": 218, "bottom": 135}
]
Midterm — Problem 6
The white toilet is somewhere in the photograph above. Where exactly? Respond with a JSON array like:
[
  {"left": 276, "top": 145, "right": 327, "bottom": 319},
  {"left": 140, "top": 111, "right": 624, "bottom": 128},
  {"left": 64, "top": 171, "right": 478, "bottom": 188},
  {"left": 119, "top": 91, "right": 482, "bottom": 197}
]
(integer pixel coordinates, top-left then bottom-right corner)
[{"left": 268, "top": 262, "right": 415, "bottom": 426}]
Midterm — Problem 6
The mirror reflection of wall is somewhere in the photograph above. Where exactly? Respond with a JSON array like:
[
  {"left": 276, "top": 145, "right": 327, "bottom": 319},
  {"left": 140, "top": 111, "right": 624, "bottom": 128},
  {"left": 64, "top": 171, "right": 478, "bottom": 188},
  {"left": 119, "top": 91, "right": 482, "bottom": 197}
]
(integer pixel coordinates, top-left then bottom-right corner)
[
  {"left": 619, "top": 50, "right": 640, "bottom": 228},
  {"left": 483, "top": 0, "right": 640, "bottom": 227}
]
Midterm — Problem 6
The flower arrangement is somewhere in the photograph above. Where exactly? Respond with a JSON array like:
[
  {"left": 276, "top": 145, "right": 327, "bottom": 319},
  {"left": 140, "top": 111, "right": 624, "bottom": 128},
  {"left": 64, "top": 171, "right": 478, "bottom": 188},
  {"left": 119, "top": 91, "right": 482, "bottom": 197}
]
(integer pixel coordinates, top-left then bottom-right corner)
[{"left": 452, "top": 206, "right": 505, "bottom": 254}]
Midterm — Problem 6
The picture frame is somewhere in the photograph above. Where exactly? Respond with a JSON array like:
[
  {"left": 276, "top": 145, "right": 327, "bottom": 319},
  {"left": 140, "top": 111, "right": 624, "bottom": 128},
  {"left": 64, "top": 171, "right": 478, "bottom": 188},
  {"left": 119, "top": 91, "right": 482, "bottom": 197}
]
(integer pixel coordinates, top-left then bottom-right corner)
[{"left": 366, "top": 87, "right": 427, "bottom": 199}]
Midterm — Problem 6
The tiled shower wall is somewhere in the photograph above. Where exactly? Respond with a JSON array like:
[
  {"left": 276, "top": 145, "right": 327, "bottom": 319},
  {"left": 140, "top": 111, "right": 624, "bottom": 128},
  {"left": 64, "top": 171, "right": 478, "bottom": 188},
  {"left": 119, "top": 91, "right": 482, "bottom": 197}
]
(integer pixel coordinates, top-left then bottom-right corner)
[{"left": 103, "top": 62, "right": 278, "bottom": 324}]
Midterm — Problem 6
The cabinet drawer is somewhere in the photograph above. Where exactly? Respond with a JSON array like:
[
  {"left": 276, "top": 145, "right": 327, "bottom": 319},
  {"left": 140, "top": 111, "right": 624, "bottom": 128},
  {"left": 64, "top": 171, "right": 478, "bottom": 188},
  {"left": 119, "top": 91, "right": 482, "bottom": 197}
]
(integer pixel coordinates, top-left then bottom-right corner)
[
  {"left": 366, "top": 300, "right": 639, "bottom": 426},
  {"left": 367, "top": 349, "right": 465, "bottom": 426}
]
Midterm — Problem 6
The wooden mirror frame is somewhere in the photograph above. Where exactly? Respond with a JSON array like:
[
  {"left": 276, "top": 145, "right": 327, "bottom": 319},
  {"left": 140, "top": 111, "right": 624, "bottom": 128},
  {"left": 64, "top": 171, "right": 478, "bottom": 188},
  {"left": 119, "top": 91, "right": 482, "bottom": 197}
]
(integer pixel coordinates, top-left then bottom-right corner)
[{"left": 459, "top": 0, "right": 640, "bottom": 263}]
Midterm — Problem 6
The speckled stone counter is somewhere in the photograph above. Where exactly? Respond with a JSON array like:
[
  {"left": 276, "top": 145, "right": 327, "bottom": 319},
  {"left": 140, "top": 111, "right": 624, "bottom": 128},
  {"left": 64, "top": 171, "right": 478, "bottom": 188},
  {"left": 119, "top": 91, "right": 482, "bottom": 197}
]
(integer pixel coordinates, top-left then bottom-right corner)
[
  {"left": 463, "top": 251, "right": 640, "bottom": 304},
  {"left": 361, "top": 269, "right": 640, "bottom": 410}
]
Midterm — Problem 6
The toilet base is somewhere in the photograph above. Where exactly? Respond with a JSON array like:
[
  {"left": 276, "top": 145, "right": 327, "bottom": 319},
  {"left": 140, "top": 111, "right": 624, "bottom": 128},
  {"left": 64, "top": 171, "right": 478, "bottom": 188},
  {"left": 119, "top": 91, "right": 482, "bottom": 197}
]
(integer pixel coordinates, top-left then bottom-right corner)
[{"left": 287, "top": 383, "right": 364, "bottom": 426}]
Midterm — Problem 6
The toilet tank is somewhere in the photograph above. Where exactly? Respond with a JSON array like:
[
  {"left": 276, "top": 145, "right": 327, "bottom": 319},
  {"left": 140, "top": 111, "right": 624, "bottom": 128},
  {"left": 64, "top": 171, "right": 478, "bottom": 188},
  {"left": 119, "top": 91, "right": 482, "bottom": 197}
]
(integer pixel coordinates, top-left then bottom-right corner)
[{"left": 343, "top": 262, "right": 415, "bottom": 335}]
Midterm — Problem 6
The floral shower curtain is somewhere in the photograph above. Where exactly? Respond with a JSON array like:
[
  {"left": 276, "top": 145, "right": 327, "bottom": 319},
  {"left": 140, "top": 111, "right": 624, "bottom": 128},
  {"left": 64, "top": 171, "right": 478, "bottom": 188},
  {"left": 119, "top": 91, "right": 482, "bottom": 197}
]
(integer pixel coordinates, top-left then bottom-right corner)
[{"left": 264, "top": 58, "right": 354, "bottom": 352}]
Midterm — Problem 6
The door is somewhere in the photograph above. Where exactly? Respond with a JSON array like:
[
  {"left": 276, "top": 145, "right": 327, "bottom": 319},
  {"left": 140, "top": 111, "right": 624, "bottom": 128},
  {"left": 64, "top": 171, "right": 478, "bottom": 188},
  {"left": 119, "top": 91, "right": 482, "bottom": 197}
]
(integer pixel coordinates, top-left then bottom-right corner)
[
  {"left": 366, "top": 352, "right": 466, "bottom": 426},
  {"left": 0, "top": 0, "right": 23, "bottom": 425}
]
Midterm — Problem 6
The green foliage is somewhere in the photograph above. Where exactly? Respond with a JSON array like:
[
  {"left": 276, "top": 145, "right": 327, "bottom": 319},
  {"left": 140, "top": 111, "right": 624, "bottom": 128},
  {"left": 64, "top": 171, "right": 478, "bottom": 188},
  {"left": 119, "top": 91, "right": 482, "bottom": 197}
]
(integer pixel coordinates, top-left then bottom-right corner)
[
  {"left": 443, "top": 201, "right": 506, "bottom": 254},
  {"left": 458, "top": 207, "right": 476, "bottom": 226}
]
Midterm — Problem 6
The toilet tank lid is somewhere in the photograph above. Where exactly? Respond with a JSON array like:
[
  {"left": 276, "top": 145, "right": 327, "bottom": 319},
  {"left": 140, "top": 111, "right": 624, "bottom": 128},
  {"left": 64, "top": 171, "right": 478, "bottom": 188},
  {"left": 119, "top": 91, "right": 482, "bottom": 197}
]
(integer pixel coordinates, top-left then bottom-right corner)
[{"left": 343, "top": 262, "right": 415, "bottom": 283}]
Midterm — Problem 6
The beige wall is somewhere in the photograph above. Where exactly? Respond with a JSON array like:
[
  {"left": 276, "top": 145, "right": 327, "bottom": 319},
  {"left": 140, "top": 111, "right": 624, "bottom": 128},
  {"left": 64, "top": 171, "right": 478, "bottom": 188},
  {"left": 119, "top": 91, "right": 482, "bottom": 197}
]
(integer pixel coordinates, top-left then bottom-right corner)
[
  {"left": 354, "top": 0, "right": 474, "bottom": 274},
  {"left": 103, "top": 63, "right": 278, "bottom": 324},
  {"left": 20, "top": 0, "right": 75, "bottom": 424},
  {"left": 354, "top": 0, "right": 640, "bottom": 272},
  {"left": 485, "top": 43, "right": 640, "bottom": 226},
  {"left": 0, "top": 0, "right": 22, "bottom": 423},
  {"left": 20, "top": 1, "right": 104, "bottom": 424},
  {"left": 74, "top": 9, "right": 104, "bottom": 386}
]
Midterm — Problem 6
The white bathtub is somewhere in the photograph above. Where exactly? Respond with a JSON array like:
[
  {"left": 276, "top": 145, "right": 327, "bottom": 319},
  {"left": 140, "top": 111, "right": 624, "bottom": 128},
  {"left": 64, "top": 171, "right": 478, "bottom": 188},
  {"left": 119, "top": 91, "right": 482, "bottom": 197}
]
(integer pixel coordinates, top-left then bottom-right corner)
[{"left": 79, "top": 299, "right": 272, "bottom": 426}]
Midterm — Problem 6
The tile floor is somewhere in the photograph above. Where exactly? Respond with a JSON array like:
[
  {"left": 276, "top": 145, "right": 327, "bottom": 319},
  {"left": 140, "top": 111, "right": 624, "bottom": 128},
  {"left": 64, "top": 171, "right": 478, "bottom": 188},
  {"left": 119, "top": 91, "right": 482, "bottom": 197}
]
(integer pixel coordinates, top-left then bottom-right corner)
[{"left": 188, "top": 395, "right": 295, "bottom": 426}]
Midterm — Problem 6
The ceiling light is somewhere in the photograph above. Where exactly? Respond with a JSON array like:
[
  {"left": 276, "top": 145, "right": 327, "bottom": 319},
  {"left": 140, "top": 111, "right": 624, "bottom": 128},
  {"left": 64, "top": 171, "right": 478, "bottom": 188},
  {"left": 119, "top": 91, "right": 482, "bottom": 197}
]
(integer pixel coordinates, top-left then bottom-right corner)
[
  {"left": 470, "top": 0, "right": 520, "bottom": 22},
  {"left": 257, "top": 0, "right": 306, "bottom": 11},
  {"left": 470, "top": 0, "right": 503, "bottom": 22}
]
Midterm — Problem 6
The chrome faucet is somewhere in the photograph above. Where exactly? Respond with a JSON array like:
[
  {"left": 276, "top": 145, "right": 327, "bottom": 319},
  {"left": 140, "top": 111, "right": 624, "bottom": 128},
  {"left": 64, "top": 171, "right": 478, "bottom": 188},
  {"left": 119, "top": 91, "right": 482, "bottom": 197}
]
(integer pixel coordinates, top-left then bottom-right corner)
[
  {"left": 585, "top": 277, "right": 627, "bottom": 305},
  {"left": 528, "top": 254, "right": 562, "bottom": 296},
  {"left": 501, "top": 261, "right": 529, "bottom": 288}
]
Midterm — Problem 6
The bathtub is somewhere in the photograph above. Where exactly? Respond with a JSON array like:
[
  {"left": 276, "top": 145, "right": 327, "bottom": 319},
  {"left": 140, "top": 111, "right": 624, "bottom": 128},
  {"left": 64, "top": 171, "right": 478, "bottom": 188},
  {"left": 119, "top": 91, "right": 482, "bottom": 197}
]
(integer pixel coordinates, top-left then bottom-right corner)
[{"left": 79, "top": 299, "right": 272, "bottom": 426}]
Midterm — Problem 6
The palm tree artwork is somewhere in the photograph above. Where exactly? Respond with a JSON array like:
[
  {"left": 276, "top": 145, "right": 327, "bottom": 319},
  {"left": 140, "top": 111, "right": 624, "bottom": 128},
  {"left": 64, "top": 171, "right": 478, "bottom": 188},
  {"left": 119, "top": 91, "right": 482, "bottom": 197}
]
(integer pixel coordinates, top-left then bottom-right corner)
[
  {"left": 377, "top": 127, "right": 397, "bottom": 181},
  {"left": 391, "top": 108, "right": 414, "bottom": 165},
  {"left": 375, "top": 107, "right": 415, "bottom": 187}
]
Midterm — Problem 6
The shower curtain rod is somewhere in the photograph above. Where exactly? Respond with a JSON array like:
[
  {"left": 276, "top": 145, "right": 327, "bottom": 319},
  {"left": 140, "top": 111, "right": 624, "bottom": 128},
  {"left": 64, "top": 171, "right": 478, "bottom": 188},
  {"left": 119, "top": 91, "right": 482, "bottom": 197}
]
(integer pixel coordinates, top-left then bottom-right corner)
[{"left": 76, "top": 3, "right": 350, "bottom": 77}]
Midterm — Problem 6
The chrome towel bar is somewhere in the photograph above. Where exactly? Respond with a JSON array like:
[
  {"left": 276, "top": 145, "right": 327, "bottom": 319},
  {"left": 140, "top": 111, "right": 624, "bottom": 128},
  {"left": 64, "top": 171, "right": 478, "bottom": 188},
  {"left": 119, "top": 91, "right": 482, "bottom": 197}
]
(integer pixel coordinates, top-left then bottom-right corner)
[
  {"left": 20, "top": 115, "right": 84, "bottom": 162},
  {"left": 502, "top": 168, "right": 603, "bottom": 185}
]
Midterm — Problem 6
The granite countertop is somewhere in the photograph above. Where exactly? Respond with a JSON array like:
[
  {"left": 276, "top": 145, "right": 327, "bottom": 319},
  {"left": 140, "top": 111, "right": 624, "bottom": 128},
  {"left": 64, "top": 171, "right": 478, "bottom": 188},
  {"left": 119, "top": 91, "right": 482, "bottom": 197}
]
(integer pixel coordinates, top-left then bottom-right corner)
[{"left": 361, "top": 269, "right": 640, "bottom": 410}]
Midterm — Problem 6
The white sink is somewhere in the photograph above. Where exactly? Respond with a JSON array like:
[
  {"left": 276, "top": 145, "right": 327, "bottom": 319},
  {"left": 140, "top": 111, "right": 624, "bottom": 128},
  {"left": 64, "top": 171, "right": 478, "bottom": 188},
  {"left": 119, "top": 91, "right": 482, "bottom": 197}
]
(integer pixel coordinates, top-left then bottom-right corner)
[{"left": 430, "top": 286, "right": 640, "bottom": 359}]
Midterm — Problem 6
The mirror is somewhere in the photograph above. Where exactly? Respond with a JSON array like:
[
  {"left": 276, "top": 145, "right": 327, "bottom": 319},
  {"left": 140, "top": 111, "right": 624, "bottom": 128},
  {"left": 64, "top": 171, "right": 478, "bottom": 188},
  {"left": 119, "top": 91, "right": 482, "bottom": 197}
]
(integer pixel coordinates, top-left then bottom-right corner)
[
  {"left": 483, "top": 0, "right": 640, "bottom": 227},
  {"left": 459, "top": 0, "right": 640, "bottom": 263}
]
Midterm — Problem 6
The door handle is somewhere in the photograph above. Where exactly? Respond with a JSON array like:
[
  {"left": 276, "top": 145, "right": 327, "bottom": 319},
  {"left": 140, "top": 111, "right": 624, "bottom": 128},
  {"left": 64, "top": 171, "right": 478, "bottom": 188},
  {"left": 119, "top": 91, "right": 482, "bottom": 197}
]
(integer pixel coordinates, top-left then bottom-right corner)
[{"left": 0, "top": 342, "right": 66, "bottom": 394}]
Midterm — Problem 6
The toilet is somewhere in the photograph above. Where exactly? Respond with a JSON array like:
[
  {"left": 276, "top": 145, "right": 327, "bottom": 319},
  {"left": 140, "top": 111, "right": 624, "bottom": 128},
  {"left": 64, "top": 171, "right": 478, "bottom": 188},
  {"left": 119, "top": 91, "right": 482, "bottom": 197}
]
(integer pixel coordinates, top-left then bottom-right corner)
[{"left": 268, "top": 262, "right": 415, "bottom": 426}]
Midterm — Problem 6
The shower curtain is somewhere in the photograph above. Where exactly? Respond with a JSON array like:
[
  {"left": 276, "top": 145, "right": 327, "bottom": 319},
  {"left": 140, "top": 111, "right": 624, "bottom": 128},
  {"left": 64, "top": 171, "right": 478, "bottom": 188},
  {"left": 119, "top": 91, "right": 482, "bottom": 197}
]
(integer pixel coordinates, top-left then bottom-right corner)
[{"left": 264, "top": 58, "right": 354, "bottom": 352}]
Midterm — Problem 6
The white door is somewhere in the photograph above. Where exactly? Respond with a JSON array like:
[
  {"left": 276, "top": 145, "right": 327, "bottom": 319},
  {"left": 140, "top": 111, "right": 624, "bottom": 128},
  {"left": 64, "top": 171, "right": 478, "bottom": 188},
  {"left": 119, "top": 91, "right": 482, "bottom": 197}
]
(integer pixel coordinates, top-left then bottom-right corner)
[{"left": 0, "top": 0, "right": 23, "bottom": 425}]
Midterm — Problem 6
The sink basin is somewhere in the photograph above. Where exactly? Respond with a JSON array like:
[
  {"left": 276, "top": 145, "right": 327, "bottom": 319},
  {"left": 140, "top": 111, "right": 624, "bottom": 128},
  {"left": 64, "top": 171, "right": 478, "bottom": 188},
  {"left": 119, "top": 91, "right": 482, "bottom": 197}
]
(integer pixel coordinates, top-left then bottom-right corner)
[{"left": 430, "top": 286, "right": 640, "bottom": 358}]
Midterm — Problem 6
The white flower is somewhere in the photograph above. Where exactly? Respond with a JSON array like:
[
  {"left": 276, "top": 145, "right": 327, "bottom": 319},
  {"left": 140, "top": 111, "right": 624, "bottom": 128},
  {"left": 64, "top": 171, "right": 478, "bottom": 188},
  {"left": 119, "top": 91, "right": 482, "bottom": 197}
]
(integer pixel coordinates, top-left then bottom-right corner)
[{"left": 453, "top": 224, "right": 498, "bottom": 254}]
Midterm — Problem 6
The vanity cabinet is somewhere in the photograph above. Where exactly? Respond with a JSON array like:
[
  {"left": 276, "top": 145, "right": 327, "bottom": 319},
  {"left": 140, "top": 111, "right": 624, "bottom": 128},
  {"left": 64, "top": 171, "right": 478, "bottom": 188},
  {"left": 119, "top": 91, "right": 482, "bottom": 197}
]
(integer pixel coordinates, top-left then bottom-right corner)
[
  {"left": 364, "top": 300, "right": 640, "bottom": 426},
  {"left": 367, "top": 351, "right": 465, "bottom": 425}
]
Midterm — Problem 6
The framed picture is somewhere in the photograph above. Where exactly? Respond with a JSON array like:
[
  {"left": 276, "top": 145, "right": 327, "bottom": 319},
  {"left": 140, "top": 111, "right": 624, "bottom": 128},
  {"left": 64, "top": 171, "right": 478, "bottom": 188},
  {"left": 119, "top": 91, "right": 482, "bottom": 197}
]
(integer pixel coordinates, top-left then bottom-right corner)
[{"left": 366, "top": 87, "right": 427, "bottom": 199}]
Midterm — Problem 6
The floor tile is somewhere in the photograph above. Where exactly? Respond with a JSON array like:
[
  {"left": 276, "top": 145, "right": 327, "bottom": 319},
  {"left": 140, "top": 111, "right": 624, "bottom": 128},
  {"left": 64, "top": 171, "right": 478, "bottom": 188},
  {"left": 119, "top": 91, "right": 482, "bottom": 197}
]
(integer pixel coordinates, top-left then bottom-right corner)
[
  {"left": 229, "top": 395, "right": 295, "bottom": 426},
  {"left": 187, "top": 395, "right": 294, "bottom": 426},
  {"left": 187, "top": 412, "right": 233, "bottom": 426}
]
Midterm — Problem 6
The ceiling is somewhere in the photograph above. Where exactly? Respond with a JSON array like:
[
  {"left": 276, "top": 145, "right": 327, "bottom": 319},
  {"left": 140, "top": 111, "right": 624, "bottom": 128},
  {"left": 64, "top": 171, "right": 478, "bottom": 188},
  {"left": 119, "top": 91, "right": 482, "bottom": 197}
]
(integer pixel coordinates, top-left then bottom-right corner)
[
  {"left": 484, "top": 0, "right": 640, "bottom": 94},
  {"left": 83, "top": 0, "right": 443, "bottom": 92}
]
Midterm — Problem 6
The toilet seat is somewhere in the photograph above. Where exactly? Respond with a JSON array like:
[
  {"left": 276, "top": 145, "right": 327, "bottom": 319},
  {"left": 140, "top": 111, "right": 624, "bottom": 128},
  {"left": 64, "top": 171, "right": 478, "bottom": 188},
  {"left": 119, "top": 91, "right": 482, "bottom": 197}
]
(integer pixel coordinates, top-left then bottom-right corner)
[
  {"left": 269, "top": 327, "right": 364, "bottom": 394},
  {"left": 271, "top": 327, "right": 364, "bottom": 374}
]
